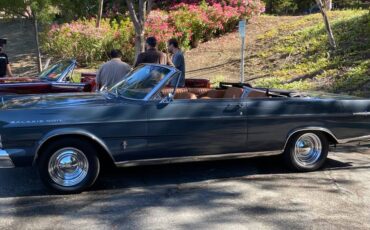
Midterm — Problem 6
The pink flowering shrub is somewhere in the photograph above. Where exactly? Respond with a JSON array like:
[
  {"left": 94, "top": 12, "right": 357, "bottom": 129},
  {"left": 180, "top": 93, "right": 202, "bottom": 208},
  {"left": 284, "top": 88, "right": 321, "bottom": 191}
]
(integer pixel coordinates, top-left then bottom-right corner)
[
  {"left": 145, "top": 10, "right": 182, "bottom": 50},
  {"left": 150, "top": 0, "right": 265, "bottom": 48},
  {"left": 43, "top": 0, "right": 265, "bottom": 65},
  {"left": 169, "top": 4, "right": 210, "bottom": 48},
  {"left": 42, "top": 19, "right": 134, "bottom": 65}
]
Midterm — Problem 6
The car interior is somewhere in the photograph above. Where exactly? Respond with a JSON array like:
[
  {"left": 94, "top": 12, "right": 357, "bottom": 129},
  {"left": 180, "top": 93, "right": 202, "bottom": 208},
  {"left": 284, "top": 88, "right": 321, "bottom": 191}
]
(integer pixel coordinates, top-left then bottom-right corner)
[{"left": 161, "top": 79, "right": 295, "bottom": 100}]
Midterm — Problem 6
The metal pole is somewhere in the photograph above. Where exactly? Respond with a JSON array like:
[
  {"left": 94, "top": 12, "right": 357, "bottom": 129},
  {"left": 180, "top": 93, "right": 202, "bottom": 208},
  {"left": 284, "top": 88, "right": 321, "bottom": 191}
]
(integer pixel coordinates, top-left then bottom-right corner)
[
  {"left": 96, "top": 0, "right": 104, "bottom": 28},
  {"left": 240, "top": 36, "right": 245, "bottom": 83},
  {"left": 34, "top": 17, "right": 42, "bottom": 73}
]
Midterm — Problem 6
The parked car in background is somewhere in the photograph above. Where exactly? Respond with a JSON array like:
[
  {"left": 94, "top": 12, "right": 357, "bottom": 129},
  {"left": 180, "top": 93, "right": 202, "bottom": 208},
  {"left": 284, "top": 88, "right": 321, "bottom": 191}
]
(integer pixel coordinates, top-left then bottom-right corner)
[
  {"left": 0, "top": 59, "right": 211, "bottom": 95},
  {"left": 0, "top": 60, "right": 96, "bottom": 95},
  {"left": 0, "top": 64, "right": 369, "bottom": 193}
]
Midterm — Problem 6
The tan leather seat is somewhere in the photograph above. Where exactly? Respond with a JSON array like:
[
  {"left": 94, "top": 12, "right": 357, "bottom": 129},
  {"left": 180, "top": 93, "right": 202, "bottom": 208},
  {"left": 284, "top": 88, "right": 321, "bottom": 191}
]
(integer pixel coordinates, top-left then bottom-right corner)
[
  {"left": 247, "top": 89, "right": 268, "bottom": 98},
  {"left": 224, "top": 87, "right": 244, "bottom": 99},
  {"left": 188, "top": 88, "right": 212, "bottom": 97},
  {"left": 200, "top": 90, "right": 226, "bottom": 99},
  {"left": 174, "top": 92, "right": 197, "bottom": 100},
  {"left": 161, "top": 88, "right": 188, "bottom": 96}
]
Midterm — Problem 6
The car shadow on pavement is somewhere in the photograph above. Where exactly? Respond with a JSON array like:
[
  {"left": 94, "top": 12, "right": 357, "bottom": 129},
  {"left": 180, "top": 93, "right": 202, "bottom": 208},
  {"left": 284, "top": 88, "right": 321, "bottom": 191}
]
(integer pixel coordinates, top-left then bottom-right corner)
[
  {"left": 0, "top": 155, "right": 355, "bottom": 199},
  {"left": 0, "top": 155, "right": 366, "bottom": 229},
  {"left": 94, "top": 156, "right": 354, "bottom": 191}
]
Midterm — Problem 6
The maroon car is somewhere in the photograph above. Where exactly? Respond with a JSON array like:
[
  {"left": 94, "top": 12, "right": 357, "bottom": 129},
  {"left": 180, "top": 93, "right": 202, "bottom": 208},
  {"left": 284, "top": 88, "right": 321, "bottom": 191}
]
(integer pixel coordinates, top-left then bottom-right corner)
[
  {"left": 0, "top": 59, "right": 211, "bottom": 95},
  {"left": 0, "top": 60, "right": 97, "bottom": 95}
]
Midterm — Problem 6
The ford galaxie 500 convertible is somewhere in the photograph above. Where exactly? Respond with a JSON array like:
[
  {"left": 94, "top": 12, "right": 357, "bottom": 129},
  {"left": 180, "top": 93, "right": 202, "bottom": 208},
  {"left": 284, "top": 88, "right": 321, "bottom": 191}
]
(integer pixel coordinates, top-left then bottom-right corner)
[{"left": 0, "top": 64, "right": 369, "bottom": 193}]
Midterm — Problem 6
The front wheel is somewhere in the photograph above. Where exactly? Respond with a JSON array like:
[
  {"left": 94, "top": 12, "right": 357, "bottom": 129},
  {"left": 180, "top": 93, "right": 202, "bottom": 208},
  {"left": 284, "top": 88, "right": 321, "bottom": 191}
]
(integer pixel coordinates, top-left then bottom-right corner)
[
  {"left": 37, "top": 138, "right": 100, "bottom": 193},
  {"left": 284, "top": 132, "right": 329, "bottom": 172}
]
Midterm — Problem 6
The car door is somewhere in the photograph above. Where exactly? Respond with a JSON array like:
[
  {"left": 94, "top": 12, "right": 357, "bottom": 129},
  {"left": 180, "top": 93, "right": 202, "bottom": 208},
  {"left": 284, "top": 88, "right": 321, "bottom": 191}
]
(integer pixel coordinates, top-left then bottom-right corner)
[
  {"left": 145, "top": 98, "right": 248, "bottom": 159},
  {"left": 50, "top": 82, "right": 91, "bottom": 93}
]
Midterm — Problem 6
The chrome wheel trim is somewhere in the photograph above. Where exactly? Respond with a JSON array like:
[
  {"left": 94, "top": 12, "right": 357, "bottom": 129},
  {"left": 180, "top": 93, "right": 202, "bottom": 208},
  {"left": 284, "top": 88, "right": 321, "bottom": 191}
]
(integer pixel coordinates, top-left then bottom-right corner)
[
  {"left": 293, "top": 133, "right": 322, "bottom": 167},
  {"left": 48, "top": 147, "right": 89, "bottom": 187}
]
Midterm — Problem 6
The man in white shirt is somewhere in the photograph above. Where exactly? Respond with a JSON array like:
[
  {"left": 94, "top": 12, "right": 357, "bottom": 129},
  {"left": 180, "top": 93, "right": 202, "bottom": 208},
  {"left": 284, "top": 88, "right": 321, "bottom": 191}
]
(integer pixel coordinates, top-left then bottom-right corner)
[{"left": 96, "top": 49, "right": 131, "bottom": 91}]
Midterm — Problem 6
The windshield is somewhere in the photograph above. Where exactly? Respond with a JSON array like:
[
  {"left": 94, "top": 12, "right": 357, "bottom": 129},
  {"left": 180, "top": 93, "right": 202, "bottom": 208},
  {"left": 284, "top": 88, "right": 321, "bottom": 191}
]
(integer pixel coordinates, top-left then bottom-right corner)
[
  {"left": 109, "top": 65, "right": 171, "bottom": 100},
  {"left": 39, "top": 60, "right": 73, "bottom": 81}
]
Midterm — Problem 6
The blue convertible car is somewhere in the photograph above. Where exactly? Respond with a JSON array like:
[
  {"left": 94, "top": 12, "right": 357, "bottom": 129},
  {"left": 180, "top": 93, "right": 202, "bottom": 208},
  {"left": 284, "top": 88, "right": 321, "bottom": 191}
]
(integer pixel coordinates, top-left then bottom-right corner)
[{"left": 0, "top": 64, "right": 369, "bottom": 193}]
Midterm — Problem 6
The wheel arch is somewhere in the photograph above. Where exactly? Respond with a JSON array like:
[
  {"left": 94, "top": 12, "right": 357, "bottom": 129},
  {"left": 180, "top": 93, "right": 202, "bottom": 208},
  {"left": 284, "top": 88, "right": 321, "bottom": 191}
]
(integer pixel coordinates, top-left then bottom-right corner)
[
  {"left": 283, "top": 127, "right": 338, "bottom": 151},
  {"left": 33, "top": 128, "right": 115, "bottom": 166}
]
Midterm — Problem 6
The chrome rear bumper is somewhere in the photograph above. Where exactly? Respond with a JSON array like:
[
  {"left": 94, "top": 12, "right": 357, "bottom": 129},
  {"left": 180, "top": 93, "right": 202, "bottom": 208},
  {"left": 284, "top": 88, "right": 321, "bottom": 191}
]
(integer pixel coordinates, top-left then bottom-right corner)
[{"left": 0, "top": 149, "right": 15, "bottom": 168}]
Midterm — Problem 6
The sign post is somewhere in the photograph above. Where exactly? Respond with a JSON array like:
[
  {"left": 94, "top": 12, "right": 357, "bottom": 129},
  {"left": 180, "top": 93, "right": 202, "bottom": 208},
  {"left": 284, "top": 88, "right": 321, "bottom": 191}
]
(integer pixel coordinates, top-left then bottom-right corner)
[{"left": 238, "top": 20, "right": 246, "bottom": 83}]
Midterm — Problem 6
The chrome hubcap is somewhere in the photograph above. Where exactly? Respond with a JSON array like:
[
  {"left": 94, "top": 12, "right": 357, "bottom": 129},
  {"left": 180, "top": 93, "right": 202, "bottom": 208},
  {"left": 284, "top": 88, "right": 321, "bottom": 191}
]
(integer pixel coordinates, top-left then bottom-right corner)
[
  {"left": 293, "top": 133, "right": 322, "bottom": 167},
  {"left": 48, "top": 148, "right": 89, "bottom": 187}
]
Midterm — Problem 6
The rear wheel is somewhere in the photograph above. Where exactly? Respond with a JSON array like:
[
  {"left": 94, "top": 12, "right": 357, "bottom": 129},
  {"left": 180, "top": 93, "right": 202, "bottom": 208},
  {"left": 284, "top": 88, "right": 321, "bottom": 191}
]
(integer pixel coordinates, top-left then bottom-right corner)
[
  {"left": 37, "top": 138, "right": 100, "bottom": 193},
  {"left": 284, "top": 132, "right": 329, "bottom": 172}
]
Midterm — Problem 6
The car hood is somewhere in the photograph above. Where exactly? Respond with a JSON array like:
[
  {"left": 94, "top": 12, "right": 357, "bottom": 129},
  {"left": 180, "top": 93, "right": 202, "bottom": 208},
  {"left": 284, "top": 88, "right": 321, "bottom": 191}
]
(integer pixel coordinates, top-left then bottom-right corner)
[{"left": 0, "top": 92, "right": 109, "bottom": 110}]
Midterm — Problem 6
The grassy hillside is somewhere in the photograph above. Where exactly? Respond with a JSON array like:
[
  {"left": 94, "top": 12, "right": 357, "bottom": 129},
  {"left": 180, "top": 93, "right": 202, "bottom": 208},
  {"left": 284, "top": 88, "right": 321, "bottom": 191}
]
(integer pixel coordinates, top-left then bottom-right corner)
[{"left": 251, "top": 10, "right": 370, "bottom": 96}]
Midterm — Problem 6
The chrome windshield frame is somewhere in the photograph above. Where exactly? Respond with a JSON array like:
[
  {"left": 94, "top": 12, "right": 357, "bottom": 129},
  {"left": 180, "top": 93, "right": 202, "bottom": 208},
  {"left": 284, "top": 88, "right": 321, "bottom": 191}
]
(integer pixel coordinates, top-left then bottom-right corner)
[
  {"left": 143, "top": 66, "right": 179, "bottom": 101},
  {"left": 111, "top": 64, "right": 179, "bottom": 102},
  {"left": 38, "top": 59, "right": 77, "bottom": 83},
  {"left": 144, "top": 69, "right": 181, "bottom": 101}
]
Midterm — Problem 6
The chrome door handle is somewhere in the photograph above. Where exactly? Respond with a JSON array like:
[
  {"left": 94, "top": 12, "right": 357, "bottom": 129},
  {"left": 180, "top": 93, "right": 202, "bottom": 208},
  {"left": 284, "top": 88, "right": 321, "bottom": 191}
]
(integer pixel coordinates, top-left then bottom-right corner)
[
  {"left": 224, "top": 104, "right": 244, "bottom": 112},
  {"left": 353, "top": 112, "right": 370, "bottom": 116}
]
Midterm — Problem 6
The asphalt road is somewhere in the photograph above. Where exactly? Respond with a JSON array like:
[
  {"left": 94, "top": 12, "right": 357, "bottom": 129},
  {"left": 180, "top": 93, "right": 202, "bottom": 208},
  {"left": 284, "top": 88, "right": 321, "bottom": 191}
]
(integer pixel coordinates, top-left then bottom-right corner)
[{"left": 0, "top": 146, "right": 369, "bottom": 230}]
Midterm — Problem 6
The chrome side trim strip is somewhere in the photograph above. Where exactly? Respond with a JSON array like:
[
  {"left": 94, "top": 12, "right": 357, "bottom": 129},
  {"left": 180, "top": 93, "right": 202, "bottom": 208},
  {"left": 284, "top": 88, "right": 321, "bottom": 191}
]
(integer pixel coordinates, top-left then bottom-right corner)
[
  {"left": 283, "top": 127, "right": 370, "bottom": 150},
  {"left": 115, "top": 150, "right": 282, "bottom": 167},
  {"left": 353, "top": 112, "right": 370, "bottom": 116},
  {"left": 337, "top": 135, "right": 370, "bottom": 144},
  {"left": 0, "top": 150, "right": 15, "bottom": 168}
]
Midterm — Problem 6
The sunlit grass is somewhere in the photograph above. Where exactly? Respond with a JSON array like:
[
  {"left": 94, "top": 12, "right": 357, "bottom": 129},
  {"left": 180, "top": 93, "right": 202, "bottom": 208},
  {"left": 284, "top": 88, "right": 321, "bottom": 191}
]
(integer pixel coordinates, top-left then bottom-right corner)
[{"left": 253, "top": 10, "right": 369, "bottom": 96}]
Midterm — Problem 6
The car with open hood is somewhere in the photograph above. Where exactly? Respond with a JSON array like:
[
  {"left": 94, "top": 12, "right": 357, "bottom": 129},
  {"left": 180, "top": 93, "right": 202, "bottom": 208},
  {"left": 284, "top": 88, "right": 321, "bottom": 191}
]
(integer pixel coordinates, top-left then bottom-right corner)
[{"left": 0, "top": 64, "right": 369, "bottom": 193}]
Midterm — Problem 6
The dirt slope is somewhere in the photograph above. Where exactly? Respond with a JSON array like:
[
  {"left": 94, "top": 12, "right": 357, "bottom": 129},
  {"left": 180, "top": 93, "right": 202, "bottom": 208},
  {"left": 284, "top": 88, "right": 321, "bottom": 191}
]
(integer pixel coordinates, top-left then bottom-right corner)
[
  {"left": 0, "top": 19, "right": 38, "bottom": 76},
  {"left": 186, "top": 11, "right": 369, "bottom": 97},
  {"left": 185, "top": 15, "right": 301, "bottom": 82}
]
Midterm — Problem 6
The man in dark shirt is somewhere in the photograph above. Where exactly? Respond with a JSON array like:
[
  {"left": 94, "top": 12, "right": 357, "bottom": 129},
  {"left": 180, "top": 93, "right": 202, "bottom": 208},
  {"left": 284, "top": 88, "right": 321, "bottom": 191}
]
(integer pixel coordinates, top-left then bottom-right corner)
[
  {"left": 134, "top": 37, "right": 172, "bottom": 67},
  {"left": 0, "top": 45, "right": 13, "bottom": 78},
  {"left": 168, "top": 38, "right": 185, "bottom": 87}
]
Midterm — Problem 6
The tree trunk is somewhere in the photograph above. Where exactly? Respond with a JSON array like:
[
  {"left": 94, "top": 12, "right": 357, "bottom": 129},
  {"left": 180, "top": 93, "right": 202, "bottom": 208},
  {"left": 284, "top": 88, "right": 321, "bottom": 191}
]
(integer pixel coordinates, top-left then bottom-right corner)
[
  {"left": 126, "top": 0, "right": 152, "bottom": 60},
  {"left": 96, "top": 0, "right": 104, "bottom": 28},
  {"left": 316, "top": 0, "right": 337, "bottom": 49},
  {"left": 324, "top": 0, "right": 333, "bottom": 10},
  {"left": 134, "top": 32, "right": 145, "bottom": 58},
  {"left": 33, "top": 17, "right": 42, "bottom": 72}
]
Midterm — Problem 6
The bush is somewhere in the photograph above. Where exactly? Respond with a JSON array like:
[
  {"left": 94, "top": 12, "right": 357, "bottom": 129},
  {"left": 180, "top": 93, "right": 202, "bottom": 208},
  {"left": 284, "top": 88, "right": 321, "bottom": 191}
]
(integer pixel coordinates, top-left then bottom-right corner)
[
  {"left": 145, "top": 10, "right": 182, "bottom": 51},
  {"left": 42, "top": 19, "right": 134, "bottom": 66},
  {"left": 43, "top": 0, "right": 265, "bottom": 66}
]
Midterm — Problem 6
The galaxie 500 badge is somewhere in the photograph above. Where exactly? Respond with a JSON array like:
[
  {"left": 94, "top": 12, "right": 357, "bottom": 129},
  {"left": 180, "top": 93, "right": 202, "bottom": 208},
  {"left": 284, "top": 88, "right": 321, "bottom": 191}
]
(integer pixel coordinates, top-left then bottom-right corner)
[{"left": 10, "top": 119, "right": 63, "bottom": 124}]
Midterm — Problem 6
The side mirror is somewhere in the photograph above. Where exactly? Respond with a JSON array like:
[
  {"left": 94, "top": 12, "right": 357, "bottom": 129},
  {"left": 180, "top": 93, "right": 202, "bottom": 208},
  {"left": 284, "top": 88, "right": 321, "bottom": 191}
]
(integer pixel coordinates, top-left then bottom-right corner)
[{"left": 159, "top": 93, "right": 174, "bottom": 105}]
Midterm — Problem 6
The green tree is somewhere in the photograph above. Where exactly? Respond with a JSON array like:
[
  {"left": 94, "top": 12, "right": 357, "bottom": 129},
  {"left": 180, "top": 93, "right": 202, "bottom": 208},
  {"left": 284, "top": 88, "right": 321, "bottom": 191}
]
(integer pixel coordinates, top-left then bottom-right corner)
[
  {"left": 264, "top": 0, "right": 298, "bottom": 14},
  {"left": 51, "top": 0, "right": 99, "bottom": 22},
  {"left": 125, "top": 0, "right": 153, "bottom": 60}
]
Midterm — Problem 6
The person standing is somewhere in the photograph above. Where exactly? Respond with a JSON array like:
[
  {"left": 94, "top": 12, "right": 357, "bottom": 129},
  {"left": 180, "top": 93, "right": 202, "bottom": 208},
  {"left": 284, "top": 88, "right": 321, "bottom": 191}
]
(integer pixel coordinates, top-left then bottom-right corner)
[
  {"left": 0, "top": 44, "right": 14, "bottom": 78},
  {"left": 134, "top": 37, "right": 172, "bottom": 67},
  {"left": 168, "top": 38, "right": 185, "bottom": 87},
  {"left": 96, "top": 49, "right": 131, "bottom": 91}
]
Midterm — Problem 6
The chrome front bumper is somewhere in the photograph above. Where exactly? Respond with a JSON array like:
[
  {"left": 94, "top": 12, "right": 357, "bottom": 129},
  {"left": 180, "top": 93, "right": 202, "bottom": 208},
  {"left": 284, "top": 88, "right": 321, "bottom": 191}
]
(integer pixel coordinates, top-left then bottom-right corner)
[{"left": 0, "top": 149, "right": 15, "bottom": 168}]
